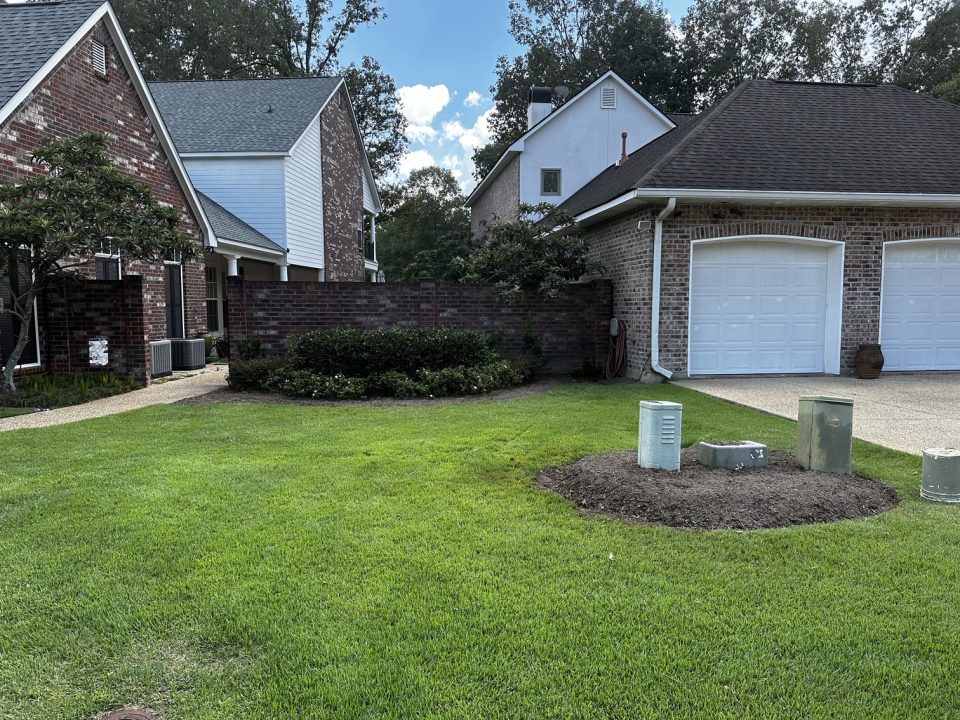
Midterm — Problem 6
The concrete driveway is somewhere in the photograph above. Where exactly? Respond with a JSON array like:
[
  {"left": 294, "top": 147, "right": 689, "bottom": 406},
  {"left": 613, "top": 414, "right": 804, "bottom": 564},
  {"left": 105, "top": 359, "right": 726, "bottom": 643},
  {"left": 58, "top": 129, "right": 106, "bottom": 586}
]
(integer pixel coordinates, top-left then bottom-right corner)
[{"left": 676, "top": 374, "right": 960, "bottom": 455}]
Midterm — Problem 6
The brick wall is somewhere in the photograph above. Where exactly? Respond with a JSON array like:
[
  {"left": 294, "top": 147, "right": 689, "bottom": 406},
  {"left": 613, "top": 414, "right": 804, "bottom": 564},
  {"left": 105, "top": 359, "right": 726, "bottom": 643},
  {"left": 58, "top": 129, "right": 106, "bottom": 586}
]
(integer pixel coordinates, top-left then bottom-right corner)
[
  {"left": 226, "top": 277, "right": 613, "bottom": 373},
  {"left": 583, "top": 202, "right": 960, "bottom": 377},
  {"left": 42, "top": 277, "right": 149, "bottom": 383},
  {"left": 0, "top": 21, "right": 206, "bottom": 357},
  {"left": 470, "top": 155, "right": 521, "bottom": 237},
  {"left": 321, "top": 86, "right": 365, "bottom": 281}
]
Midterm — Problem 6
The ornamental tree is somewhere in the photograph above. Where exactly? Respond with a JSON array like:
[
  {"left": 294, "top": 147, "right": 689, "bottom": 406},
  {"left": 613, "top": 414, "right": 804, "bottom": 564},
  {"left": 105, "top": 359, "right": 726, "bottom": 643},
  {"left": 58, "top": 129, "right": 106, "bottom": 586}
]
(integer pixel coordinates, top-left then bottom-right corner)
[{"left": 0, "top": 133, "right": 199, "bottom": 393}]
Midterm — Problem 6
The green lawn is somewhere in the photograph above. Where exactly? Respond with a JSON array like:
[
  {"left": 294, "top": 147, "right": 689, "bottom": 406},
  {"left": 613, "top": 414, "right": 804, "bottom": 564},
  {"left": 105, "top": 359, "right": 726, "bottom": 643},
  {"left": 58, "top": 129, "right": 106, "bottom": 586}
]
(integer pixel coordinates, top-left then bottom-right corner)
[{"left": 1, "top": 383, "right": 957, "bottom": 719}]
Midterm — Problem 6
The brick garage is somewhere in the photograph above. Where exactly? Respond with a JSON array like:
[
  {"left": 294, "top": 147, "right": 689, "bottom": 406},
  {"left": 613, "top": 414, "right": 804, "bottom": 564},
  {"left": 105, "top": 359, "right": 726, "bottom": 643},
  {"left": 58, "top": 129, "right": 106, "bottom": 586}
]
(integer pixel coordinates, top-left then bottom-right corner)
[
  {"left": 0, "top": 3, "right": 209, "bottom": 381},
  {"left": 225, "top": 277, "right": 613, "bottom": 374},
  {"left": 585, "top": 203, "right": 960, "bottom": 378}
]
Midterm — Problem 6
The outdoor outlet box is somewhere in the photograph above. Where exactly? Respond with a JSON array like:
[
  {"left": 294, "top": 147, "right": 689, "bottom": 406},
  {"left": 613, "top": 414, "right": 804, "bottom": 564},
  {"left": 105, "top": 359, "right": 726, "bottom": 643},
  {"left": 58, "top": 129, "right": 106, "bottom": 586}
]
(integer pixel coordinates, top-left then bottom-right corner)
[
  {"left": 797, "top": 396, "right": 853, "bottom": 474},
  {"left": 921, "top": 448, "right": 960, "bottom": 503},
  {"left": 638, "top": 400, "right": 682, "bottom": 471}
]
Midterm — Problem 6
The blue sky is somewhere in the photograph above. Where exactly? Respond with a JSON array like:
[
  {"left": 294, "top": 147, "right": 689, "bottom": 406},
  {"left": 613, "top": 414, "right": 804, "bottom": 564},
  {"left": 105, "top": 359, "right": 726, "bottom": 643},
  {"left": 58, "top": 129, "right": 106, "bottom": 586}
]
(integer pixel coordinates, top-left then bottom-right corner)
[{"left": 341, "top": 0, "right": 693, "bottom": 190}]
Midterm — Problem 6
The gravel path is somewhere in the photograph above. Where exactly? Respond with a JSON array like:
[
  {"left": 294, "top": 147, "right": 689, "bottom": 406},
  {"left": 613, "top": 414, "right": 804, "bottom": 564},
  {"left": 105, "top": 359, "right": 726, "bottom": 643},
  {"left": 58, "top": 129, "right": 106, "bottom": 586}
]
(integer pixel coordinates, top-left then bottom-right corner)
[{"left": 0, "top": 367, "right": 228, "bottom": 432}]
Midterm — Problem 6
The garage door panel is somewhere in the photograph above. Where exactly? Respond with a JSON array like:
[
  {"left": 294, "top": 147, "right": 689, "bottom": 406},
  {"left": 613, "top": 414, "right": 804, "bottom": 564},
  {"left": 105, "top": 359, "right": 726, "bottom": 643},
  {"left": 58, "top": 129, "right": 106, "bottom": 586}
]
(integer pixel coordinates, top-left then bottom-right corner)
[
  {"left": 882, "top": 241, "right": 960, "bottom": 371},
  {"left": 690, "top": 240, "right": 833, "bottom": 375}
]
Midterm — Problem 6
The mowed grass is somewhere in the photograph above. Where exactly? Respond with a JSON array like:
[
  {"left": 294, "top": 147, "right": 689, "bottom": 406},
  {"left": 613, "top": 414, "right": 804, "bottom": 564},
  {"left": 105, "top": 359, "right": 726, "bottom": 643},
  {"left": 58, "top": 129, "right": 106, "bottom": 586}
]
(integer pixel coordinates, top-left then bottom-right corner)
[{"left": 1, "top": 383, "right": 958, "bottom": 719}]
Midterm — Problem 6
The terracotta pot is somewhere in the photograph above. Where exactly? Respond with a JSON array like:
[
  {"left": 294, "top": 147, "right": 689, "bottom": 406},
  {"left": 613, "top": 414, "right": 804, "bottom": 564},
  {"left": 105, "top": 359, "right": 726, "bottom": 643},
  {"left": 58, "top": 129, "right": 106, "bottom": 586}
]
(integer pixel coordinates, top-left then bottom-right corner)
[{"left": 855, "top": 343, "right": 884, "bottom": 379}]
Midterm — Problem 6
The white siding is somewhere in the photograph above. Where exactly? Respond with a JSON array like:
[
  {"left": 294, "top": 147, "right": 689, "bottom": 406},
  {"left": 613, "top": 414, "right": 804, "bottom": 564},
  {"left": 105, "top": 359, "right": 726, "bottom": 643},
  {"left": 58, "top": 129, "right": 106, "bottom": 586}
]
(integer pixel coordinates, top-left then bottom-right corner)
[
  {"left": 518, "top": 79, "right": 672, "bottom": 208},
  {"left": 184, "top": 157, "right": 287, "bottom": 247},
  {"left": 363, "top": 171, "right": 376, "bottom": 214},
  {"left": 284, "top": 117, "right": 325, "bottom": 268}
]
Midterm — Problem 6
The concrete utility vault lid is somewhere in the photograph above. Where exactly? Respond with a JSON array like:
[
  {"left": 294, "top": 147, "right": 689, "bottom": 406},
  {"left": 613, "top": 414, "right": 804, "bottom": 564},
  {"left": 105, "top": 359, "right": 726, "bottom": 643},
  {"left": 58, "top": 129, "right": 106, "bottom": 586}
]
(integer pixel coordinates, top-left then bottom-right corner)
[{"left": 97, "top": 708, "right": 162, "bottom": 720}]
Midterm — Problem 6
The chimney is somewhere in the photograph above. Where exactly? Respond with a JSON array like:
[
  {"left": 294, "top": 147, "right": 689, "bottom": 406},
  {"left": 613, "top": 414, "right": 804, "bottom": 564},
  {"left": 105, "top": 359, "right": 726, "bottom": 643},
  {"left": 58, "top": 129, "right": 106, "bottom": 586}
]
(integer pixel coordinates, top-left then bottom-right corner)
[
  {"left": 618, "top": 132, "right": 628, "bottom": 166},
  {"left": 527, "top": 86, "right": 553, "bottom": 129}
]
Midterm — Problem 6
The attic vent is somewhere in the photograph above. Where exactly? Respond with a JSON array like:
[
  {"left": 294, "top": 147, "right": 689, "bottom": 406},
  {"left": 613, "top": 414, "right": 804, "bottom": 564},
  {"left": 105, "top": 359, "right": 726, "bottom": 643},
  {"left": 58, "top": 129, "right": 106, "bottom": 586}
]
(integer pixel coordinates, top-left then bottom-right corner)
[
  {"left": 91, "top": 39, "right": 107, "bottom": 77},
  {"left": 601, "top": 87, "right": 616, "bottom": 109}
]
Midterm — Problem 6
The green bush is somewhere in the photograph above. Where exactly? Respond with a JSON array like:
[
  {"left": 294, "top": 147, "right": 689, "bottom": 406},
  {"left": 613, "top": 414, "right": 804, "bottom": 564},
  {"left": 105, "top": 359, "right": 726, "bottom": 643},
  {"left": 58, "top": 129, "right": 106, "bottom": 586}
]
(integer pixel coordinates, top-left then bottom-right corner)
[
  {"left": 227, "top": 357, "right": 285, "bottom": 391},
  {"left": 1, "top": 373, "right": 139, "bottom": 409},
  {"left": 286, "top": 327, "right": 499, "bottom": 377},
  {"left": 273, "top": 369, "right": 369, "bottom": 400}
]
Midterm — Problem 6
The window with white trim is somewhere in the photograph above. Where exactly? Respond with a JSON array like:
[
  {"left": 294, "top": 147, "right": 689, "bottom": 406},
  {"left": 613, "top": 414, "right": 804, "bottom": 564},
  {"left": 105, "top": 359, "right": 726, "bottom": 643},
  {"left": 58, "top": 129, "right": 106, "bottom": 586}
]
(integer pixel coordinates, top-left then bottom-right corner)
[
  {"left": 541, "top": 168, "right": 561, "bottom": 196},
  {"left": 91, "top": 39, "right": 107, "bottom": 78},
  {"left": 94, "top": 239, "right": 120, "bottom": 280},
  {"left": 601, "top": 87, "right": 617, "bottom": 109},
  {"left": 205, "top": 267, "right": 221, "bottom": 333}
]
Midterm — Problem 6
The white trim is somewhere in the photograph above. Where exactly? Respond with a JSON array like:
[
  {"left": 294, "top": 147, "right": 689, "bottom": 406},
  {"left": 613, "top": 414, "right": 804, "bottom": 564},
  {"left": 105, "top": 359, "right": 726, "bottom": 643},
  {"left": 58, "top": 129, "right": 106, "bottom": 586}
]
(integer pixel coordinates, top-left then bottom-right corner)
[
  {"left": 686, "top": 234, "right": 845, "bottom": 377},
  {"left": 465, "top": 70, "right": 675, "bottom": 208},
  {"left": 575, "top": 190, "right": 640, "bottom": 224},
  {"left": 651, "top": 198, "right": 677, "bottom": 378},
  {"left": 212, "top": 238, "right": 286, "bottom": 263},
  {"left": 878, "top": 237, "right": 960, "bottom": 370},
  {"left": 0, "top": 2, "right": 219, "bottom": 249},
  {"left": 11, "top": 300, "right": 42, "bottom": 371}
]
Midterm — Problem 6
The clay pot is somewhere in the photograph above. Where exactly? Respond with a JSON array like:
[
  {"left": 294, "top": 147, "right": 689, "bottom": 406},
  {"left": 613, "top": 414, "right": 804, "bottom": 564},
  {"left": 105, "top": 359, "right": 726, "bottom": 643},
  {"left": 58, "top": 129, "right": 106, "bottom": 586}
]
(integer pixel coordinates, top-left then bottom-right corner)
[{"left": 854, "top": 343, "right": 884, "bottom": 379}]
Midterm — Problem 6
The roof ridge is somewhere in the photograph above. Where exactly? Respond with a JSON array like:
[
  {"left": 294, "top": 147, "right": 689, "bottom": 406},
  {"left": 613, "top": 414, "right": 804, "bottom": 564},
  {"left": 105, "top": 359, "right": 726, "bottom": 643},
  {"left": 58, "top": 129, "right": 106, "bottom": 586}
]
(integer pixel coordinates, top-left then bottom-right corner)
[
  {"left": 150, "top": 76, "right": 341, "bottom": 85},
  {"left": 633, "top": 79, "right": 755, "bottom": 190}
]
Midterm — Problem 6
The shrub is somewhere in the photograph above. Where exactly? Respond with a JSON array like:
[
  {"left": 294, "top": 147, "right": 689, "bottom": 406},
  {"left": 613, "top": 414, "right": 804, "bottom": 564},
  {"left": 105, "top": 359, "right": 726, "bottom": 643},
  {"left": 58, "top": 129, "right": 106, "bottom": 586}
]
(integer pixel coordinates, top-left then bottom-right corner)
[
  {"left": 286, "top": 327, "right": 499, "bottom": 376},
  {"left": 369, "top": 371, "right": 427, "bottom": 400},
  {"left": 0, "top": 373, "right": 139, "bottom": 409},
  {"left": 273, "top": 369, "right": 369, "bottom": 400},
  {"left": 236, "top": 336, "right": 264, "bottom": 361},
  {"left": 227, "top": 357, "right": 285, "bottom": 391}
]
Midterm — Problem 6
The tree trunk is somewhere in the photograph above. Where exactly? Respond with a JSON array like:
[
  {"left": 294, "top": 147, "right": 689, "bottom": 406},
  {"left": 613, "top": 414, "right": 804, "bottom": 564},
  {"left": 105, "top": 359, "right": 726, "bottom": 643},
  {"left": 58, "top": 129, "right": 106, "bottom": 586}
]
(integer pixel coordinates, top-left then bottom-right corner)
[{"left": 1, "top": 286, "right": 38, "bottom": 395}]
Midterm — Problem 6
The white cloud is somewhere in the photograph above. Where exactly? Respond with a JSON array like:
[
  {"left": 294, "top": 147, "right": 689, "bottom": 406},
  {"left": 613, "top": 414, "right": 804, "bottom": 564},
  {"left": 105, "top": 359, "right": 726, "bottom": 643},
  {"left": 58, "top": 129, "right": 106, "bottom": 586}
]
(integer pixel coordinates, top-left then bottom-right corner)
[
  {"left": 398, "top": 149, "right": 436, "bottom": 177},
  {"left": 441, "top": 120, "right": 465, "bottom": 142},
  {"left": 397, "top": 84, "right": 451, "bottom": 126},
  {"left": 464, "top": 91, "right": 483, "bottom": 107},
  {"left": 406, "top": 124, "right": 438, "bottom": 144},
  {"left": 456, "top": 107, "right": 494, "bottom": 152}
]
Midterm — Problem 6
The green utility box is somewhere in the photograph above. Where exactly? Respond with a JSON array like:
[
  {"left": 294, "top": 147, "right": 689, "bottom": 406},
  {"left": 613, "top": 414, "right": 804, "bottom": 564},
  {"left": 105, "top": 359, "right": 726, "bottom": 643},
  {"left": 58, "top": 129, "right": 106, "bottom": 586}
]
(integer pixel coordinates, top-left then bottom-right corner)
[{"left": 797, "top": 396, "right": 853, "bottom": 474}]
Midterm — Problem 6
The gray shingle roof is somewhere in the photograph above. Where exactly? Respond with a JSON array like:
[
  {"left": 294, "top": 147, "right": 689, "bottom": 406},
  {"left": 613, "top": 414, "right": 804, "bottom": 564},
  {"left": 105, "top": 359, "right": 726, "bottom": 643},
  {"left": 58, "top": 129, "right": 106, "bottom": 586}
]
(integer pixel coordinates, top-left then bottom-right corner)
[
  {"left": 0, "top": 0, "right": 105, "bottom": 112},
  {"left": 149, "top": 77, "right": 343, "bottom": 153},
  {"left": 197, "top": 192, "right": 284, "bottom": 253},
  {"left": 562, "top": 79, "right": 960, "bottom": 217}
]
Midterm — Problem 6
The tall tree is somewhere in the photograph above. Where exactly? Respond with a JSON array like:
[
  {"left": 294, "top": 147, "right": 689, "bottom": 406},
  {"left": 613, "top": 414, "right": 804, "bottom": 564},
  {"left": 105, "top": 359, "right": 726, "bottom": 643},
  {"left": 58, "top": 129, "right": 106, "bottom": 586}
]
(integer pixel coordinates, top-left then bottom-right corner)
[
  {"left": 113, "top": 0, "right": 406, "bottom": 178},
  {"left": 474, "top": 0, "right": 684, "bottom": 178},
  {"left": 0, "top": 135, "right": 199, "bottom": 393},
  {"left": 376, "top": 167, "right": 473, "bottom": 282}
]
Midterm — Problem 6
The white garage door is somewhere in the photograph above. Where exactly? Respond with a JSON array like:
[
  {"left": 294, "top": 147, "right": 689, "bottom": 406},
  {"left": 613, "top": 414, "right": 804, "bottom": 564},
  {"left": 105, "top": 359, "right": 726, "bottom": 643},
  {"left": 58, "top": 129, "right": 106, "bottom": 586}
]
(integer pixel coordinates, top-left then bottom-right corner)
[
  {"left": 689, "top": 240, "right": 835, "bottom": 375},
  {"left": 881, "top": 241, "right": 960, "bottom": 371}
]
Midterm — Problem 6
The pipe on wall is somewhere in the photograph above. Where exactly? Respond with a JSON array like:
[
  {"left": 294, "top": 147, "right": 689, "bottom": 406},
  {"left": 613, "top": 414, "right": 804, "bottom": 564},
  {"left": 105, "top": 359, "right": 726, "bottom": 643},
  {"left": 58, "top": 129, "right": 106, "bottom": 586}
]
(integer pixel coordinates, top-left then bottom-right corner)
[{"left": 650, "top": 196, "right": 677, "bottom": 379}]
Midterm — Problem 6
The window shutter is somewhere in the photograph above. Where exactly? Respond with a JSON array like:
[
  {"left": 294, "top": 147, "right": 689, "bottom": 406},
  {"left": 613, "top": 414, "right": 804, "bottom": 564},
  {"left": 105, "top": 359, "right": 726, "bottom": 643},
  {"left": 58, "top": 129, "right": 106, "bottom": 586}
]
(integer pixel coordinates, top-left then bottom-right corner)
[{"left": 601, "top": 87, "right": 616, "bottom": 109}]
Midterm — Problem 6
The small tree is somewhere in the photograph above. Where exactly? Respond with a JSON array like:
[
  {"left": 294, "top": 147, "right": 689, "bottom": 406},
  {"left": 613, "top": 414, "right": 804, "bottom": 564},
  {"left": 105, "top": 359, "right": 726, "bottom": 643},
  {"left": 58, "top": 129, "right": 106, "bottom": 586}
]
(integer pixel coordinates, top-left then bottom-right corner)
[
  {"left": 462, "top": 203, "right": 602, "bottom": 302},
  {"left": 0, "top": 134, "right": 199, "bottom": 393}
]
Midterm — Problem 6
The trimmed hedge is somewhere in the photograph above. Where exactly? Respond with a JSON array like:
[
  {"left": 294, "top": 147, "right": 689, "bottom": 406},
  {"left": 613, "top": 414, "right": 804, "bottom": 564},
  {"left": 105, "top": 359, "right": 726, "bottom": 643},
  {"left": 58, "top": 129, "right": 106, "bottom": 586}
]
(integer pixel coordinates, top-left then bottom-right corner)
[{"left": 227, "top": 328, "right": 532, "bottom": 400}]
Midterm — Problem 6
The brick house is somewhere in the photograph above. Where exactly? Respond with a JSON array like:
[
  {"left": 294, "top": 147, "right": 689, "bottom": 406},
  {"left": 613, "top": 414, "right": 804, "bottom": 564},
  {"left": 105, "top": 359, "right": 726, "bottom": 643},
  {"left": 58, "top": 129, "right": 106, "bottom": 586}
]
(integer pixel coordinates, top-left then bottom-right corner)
[
  {"left": 0, "top": 0, "right": 217, "bottom": 382},
  {"left": 556, "top": 79, "right": 960, "bottom": 379},
  {"left": 149, "top": 77, "right": 383, "bottom": 336}
]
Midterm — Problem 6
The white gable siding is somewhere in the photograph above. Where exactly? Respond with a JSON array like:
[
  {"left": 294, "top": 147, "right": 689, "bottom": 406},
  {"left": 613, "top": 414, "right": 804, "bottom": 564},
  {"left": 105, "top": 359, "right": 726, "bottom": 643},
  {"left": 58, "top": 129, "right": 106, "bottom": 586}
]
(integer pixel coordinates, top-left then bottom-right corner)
[
  {"left": 184, "top": 157, "right": 287, "bottom": 246},
  {"left": 284, "top": 117, "right": 325, "bottom": 268},
  {"left": 363, "top": 171, "right": 376, "bottom": 214},
  {"left": 518, "top": 79, "right": 672, "bottom": 208}
]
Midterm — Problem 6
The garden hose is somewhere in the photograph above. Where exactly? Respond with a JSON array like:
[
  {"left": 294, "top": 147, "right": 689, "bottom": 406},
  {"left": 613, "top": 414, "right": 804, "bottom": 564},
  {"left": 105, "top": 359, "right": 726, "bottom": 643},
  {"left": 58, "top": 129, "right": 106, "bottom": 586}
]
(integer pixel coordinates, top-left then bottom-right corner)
[{"left": 606, "top": 318, "right": 627, "bottom": 379}]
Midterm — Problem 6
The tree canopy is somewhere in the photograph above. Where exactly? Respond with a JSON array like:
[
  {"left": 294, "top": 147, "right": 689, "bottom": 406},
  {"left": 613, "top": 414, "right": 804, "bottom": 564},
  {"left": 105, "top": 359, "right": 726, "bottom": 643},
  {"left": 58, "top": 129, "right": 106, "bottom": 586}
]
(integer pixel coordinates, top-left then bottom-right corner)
[{"left": 0, "top": 134, "right": 199, "bottom": 393}]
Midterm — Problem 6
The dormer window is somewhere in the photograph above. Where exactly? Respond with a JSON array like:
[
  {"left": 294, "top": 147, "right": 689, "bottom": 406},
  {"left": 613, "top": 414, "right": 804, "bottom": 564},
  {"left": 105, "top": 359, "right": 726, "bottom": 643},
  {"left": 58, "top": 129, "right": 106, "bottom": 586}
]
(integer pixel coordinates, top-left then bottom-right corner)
[
  {"left": 91, "top": 39, "right": 107, "bottom": 78},
  {"left": 601, "top": 87, "right": 616, "bottom": 109}
]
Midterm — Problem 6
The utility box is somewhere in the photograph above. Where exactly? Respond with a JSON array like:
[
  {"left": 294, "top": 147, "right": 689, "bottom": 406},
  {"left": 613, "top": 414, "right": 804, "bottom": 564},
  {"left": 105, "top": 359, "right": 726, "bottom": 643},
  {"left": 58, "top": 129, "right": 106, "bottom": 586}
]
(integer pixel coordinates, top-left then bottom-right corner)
[
  {"left": 797, "top": 396, "right": 853, "bottom": 474},
  {"left": 638, "top": 400, "right": 682, "bottom": 471},
  {"left": 921, "top": 448, "right": 960, "bottom": 503}
]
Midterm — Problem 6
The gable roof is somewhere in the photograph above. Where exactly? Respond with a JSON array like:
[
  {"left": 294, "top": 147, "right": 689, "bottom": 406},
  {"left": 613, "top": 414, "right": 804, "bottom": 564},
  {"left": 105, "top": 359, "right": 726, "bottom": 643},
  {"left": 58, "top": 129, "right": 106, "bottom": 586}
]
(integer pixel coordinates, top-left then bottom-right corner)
[
  {"left": 197, "top": 192, "right": 284, "bottom": 254},
  {"left": 464, "top": 70, "right": 675, "bottom": 208},
  {"left": 149, "top": 77, "right": 343, "bottom": 154},
  {"left": 0, "top": 0, "right": 105, "bottom": 111},
  {"left": 0, "top": 0, "right": 218, "bottom": 246},
  {"left": 563, "top": 79, "right": 960, "bottom": 219}
]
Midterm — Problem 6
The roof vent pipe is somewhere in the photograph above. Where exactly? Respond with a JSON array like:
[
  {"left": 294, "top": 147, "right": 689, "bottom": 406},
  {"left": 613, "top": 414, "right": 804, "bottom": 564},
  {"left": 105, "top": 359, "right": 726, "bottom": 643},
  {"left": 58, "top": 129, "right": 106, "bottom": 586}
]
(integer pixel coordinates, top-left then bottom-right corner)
[
  {"left": 618, "top": 132, "right": 628, "bottom": 166},
  {"left": 527, "top": 86, "right": 553, "bottom": 129}
]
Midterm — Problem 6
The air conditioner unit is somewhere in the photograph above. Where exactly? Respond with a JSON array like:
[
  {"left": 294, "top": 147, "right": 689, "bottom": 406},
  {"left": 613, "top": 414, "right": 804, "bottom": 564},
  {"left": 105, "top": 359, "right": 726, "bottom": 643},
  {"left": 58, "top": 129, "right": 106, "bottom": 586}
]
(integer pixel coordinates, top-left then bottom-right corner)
[
  {"left": 150, "top": 340, "right": 172, "bottom": 378},
  {"left": 170, "top": 338, "right": 206, "bottom": 371}
]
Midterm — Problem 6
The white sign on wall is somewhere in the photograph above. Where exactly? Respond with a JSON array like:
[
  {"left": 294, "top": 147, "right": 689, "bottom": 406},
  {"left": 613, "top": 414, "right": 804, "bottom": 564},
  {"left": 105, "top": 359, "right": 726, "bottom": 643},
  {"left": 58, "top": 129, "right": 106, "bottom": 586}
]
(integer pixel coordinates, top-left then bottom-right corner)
[{"left": 89, "top": 337, "right": 109, "bottom": 367}]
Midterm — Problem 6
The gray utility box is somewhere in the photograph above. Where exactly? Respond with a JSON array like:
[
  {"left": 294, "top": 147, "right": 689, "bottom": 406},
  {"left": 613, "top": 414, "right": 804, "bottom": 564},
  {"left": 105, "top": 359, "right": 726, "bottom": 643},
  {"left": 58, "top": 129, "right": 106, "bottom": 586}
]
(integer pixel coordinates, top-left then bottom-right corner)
[
  {"left": 638, "top": 401, "right": 682, "bottom": 471},
  {"left": 921, "top": 448, "right": 960, "bottom": 503},
  {"left": 149, "top": 340, "right": 172, "bottom": 378},
  {"left": 797, "top": 396, "right": 853, "bottom": 474},
  {"left": 170, "top": 338, "right": 207, "bottom": 371},
  {"left": 698, "top": 441, "right": 768, "bottom": 470}
]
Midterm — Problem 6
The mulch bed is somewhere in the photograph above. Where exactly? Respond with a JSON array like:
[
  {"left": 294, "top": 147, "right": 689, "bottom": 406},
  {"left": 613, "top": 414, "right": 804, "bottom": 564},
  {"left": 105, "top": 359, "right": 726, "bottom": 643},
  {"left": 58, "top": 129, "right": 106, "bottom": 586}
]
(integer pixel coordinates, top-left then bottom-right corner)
[
  {"left": 537, "top": 447, "right": 898, "bottom": 531},
  {"left": 178, "top": 378, "right": 561, "bottom": 408}
]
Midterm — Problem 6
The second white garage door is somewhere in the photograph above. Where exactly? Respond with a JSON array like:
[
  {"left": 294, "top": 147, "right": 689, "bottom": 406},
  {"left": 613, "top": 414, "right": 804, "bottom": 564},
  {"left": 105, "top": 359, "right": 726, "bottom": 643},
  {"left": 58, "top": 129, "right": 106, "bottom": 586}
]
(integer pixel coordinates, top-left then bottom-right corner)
[
  {"left": 689, "top": 240, "right": 841, "bottom": 375},
  {"left": 881, "top": 241, "right": 960, "bottom": 371}
]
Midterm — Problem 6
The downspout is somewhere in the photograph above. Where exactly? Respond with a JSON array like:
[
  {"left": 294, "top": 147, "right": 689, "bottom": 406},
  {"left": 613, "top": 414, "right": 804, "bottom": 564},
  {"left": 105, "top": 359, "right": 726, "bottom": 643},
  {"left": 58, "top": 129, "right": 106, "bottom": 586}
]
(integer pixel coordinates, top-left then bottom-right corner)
[{"left": 650, "top": 197, "right": 677, "bottom": 379}]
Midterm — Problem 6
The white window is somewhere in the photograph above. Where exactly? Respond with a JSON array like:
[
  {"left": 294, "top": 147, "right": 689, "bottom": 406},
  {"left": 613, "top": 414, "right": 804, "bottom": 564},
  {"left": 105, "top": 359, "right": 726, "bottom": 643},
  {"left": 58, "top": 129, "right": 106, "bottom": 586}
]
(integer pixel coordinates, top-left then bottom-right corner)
[
  {"left": 94, "top": 240, "right": 120, "bottom": 280},
  {"left": 601, "top": 87, "right": 617, "bottom": 109},
  {"left": 91, "top": 39, "right": 107, "bottom": 77},
  {"left": 541, "top": 168, "right": 561, "bottom": 196},
  {"left": 205, "top": 267, "right": 221, "bottom": 333}
]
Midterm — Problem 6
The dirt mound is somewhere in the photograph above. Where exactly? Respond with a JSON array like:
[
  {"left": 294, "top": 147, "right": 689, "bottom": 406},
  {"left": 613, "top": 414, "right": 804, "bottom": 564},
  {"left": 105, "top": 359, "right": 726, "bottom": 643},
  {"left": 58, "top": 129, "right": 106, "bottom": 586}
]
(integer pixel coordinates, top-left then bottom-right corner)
[{"left": 537, "top": 447, "right": 897, "bottom": 530}]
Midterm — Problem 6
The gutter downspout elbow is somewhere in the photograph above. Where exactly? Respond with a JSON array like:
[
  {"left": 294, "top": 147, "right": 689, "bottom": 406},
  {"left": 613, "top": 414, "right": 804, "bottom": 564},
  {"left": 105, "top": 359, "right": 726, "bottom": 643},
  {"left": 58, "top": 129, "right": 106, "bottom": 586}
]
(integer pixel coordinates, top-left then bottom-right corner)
[{"left": 650, "top": 197, "right": 677, "bottom": 379}]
